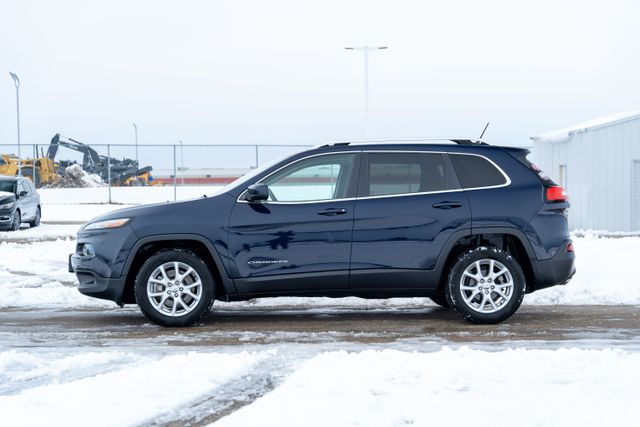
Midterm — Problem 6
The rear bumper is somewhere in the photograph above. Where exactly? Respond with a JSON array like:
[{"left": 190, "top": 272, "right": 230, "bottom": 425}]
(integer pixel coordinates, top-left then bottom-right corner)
[{"left": 528, "top": 240, "right": 576, "bottom": 293}]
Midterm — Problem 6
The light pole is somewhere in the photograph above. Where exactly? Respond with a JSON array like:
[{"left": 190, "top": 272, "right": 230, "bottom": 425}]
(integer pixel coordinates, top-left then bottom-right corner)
[
  {"left": 345, "top": 46, "right": 387, "bottom": 137},
  {"left": 9, "top": 72, "right": 21, "bottom": 173},
  {"left": 132, "top": 122, "right": 138, "bottom": 164}
]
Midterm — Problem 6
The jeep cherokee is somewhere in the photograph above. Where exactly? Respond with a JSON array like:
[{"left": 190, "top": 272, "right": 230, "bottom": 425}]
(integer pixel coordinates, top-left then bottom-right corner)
[{"left": 69, "top": 139, "right": 575, "bottom": 326}]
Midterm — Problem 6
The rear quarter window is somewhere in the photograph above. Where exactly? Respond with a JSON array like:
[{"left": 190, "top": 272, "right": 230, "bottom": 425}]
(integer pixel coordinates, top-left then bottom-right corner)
[{"left": 449, "top": 154, "right": 507, "bottom": 189}]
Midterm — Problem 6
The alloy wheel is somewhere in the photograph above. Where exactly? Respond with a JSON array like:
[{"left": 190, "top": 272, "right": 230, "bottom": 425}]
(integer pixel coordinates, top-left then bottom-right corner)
[
  {"left": 146, "top": 261, "right": 203, "bottom": 317},
  {"left": 459, "top": 258, "right": 514, "bottom": 313}
]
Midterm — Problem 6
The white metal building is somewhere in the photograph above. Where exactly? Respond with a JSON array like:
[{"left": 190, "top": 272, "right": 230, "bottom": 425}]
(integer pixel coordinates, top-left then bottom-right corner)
[{"left": 530, "top": 110, "right": 640, "bottom": 232}]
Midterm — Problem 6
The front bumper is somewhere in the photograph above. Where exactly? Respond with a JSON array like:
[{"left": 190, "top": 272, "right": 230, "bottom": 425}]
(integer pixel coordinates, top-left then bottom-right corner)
[
  {"left": 69, "top": 225, "right": 138, "bottom": 305},
  {"left": 0, "top": 208, "right": 15, "bottom": 229},
  {"left": 528, "top": 239, "right": 576, "bottom": 292},
  {"left": 70, "top": 254, "right": 127, "bottom": 305}
]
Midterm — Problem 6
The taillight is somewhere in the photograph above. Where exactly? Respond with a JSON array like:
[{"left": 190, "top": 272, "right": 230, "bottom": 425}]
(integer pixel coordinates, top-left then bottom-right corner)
[
  {"left": 546, "top": 186, "right": 567, "bottom": 202},
  {"left": 566, "top": 243, "right": 574, "bottom": 253}
]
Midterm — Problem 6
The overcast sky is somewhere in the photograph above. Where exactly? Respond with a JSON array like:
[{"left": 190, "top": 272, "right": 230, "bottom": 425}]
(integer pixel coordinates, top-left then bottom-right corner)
[{"left": 1, "top": 0, "right": 639, "bottom": 156}]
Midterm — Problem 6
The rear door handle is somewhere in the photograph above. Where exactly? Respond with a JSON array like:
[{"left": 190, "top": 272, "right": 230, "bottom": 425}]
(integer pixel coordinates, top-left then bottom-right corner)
[
  {"left": 317, "top": 208, "right": 348, "bottom": 216},
  {"left": 432, "top": 201, "right": 463, "bottom": 209}
]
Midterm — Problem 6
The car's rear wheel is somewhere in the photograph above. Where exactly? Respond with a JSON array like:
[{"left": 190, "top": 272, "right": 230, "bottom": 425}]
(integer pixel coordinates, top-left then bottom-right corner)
[
  {"left": 10, "top": 210, "right": 21, "bottom": 231},
  {"left": 445, "top": 246, "right": 525, "bottom": 324},
  {"left": 29, "top": 207, "right": 41, "bottom": 227},
  {"left": 134, "top": 249, "right": 215, "bottom": 327}
]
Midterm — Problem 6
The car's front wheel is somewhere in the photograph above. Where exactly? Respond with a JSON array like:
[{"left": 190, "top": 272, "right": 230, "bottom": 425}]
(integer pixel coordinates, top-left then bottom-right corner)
[
  {"left": 29, "top": 207, "right": 41, "bottom": 228},
  {"left": 134, "top": 249, "right": 215, "bottom": 327},
  {"left": 445, "top": 246, "right": 526, "bottom": 324}
]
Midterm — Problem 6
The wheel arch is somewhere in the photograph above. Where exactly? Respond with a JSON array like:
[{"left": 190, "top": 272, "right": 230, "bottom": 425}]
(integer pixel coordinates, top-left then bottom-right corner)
[
  {"left": 121, "top": 234, "right": 235, "bottom": 304},
  {"left": 435, "top": 228, "right": 536, "bottom": 293}
]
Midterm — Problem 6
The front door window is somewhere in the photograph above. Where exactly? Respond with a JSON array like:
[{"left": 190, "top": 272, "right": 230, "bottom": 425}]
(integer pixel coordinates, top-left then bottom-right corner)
[{"left": 261, "top": 153, "right": 357, "bottom": 202}]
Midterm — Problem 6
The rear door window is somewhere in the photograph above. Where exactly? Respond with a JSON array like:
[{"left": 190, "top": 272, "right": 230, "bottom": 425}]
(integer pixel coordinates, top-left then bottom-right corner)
[
  {"left": 448, "top": 154, "right": 508, "bottom": 189},
  {"left": 362, "top": 152, "right": 461, "bottom": 197}
]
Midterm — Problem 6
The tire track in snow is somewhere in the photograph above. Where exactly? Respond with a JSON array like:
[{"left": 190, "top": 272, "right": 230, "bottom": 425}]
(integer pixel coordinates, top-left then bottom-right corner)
[{"left": 145, "top": 356, "right": 296, "bottom": 427}]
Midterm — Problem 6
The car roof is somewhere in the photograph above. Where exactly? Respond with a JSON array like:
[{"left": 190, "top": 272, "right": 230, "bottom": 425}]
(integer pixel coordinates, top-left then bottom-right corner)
[
  {"left": 0, "top": 176, "right": 19, "bottom": 182},
  {"left": 318, "top": 138, "right": 488, "bottom": 148},
  {"left": 309, "top": 139, "right": 528, "bottom": 155}
]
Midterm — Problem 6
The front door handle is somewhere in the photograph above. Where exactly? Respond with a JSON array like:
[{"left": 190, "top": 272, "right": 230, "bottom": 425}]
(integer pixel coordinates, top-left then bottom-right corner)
[
  {"left": 317, "top": 208, "right": 348, "bottom": 216},
  {"left": 432, "top": 201, "right": 463, "bottom": 209}
]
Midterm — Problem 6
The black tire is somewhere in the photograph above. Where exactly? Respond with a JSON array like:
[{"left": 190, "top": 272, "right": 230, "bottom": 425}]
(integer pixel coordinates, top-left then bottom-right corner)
[
  {"left": 10, "top": 210, "right": 21, "bottom": 231},
  {"left": 134, "top": 249, "right": 215, "bottom": 327},
  {"left": 445, "top": 246, "right": 526, "bottom": 324},
  {"left": 29, "top": 206, "right": 41, "bottom": 227}
]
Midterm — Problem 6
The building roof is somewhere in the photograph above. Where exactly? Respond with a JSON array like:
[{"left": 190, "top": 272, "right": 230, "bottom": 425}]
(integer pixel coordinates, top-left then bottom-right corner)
[{"left": 531, "top": 109, "right": 640, "bottom": 144}]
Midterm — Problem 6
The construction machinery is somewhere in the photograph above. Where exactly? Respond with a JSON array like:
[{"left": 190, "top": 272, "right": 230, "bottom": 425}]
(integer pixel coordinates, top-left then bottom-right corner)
[
  {"left": 0, "top": 153, "right": 59, "bottom": 186},
  {"left": 47, "top": 134, "right": 155, "bottom": 186}
]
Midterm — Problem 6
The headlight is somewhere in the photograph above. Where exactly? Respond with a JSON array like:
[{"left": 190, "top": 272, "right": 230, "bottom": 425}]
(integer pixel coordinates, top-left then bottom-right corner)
[
  {"left": 84, "top": 218, "right": 130, "bottom": 230},
  {"left": 0, "top": 201, "right": 14, "bottom": 210}
]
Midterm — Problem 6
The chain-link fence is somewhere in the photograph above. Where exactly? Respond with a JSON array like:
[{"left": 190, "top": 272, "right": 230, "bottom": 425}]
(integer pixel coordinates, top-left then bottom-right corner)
[{"left": 0, "top": 142, "right": 311, "bottom": 204}]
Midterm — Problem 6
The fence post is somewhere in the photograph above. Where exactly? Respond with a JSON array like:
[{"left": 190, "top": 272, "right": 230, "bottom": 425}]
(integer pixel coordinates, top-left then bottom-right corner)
[
  {"left": 107, "top": 144, "right": 112, "bottom": 204},
  {"left": 33, "top": 144, "right": 38, "bottom": 188},
  {"left": 254, "top": 145, "right": 259, "bottom": 168},
  {"left": 173, "top": 144, "right": 177, "bottom": 201}
]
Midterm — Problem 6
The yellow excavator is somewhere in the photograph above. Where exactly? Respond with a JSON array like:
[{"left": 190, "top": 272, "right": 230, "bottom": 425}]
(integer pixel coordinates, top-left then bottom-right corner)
[{"left": 0, "top": 153, "right": 59, "bottom": 186}]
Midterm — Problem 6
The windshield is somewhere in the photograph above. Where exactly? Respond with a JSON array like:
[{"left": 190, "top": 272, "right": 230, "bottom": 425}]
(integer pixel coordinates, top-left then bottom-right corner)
[{"left": 0, "top": 181, "right": 16, "bottom": 194}]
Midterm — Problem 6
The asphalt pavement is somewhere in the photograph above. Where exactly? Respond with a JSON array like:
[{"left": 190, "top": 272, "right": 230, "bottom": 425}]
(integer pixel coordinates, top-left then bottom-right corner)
[{"left": 2, "top": 304, "right": 639, "bottom": 349}]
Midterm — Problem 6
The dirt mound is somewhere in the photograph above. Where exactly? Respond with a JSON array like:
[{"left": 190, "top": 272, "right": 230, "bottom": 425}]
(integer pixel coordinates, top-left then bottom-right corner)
[{"left": 46, "top": 164, "right": 104, "bottom": 188}]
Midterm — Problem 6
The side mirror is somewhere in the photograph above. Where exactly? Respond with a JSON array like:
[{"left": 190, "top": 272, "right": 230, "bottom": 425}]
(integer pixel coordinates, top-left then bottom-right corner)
[
  {"left": 19, "top": 190, "right": 28, "bottom": 198},
  {"left": 244, "top": 183, "right": 269, "bottom": 203}
]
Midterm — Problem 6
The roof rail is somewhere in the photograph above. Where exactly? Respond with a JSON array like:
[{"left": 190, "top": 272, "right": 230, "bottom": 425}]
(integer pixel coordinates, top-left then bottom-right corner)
[{"left": 320, "top": 138, "right": 489, "bottom": 148}]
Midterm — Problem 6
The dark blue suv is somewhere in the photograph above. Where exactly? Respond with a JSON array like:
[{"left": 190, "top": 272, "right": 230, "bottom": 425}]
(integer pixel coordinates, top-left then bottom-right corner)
[{"left": 69, "top": 139, "right": 575, "bottom": 326}]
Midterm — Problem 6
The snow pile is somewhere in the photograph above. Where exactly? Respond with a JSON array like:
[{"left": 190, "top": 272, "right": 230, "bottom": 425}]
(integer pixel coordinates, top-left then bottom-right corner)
[
  {"left": 216, "top": 347, "right": 640, "bottom": 427},
  {"left": 0, "top": 350, "right": 270, "bottom": 427},
  {"left": 46, "top": 164, "right": 104, "bottom": 188}
]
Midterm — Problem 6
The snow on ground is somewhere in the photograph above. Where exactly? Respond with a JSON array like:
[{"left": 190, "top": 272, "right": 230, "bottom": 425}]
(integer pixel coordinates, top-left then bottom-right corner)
[
  {"left": 38, "top": 185, "right": 224, "bottom": 205},
  {"left": 525, "top": 234, "right": 640, "bottom": 305},
  {"left": 42, "top": 204, "right": 136, "bottom": 223},
  {"left": 0, "top": 350, "right": 270, "bottom": 427},
  {"left": 215, "top": 347, "right": 640, "bottom": 427},
  {"left": 38, "top": 186, "right": 223, "bottom": 223},
  {"left": 0, "top": 238, "right": 114, "bottom": 309},
  {"left": 0, "top": 224, "right": 78, "bottom": 241}
]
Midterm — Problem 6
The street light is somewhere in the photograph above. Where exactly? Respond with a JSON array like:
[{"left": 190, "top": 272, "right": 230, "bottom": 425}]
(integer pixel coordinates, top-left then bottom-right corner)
[
  {"left": 345, "top": 46, "right": 387, "bottom": 137},
  {"left": 132, "top": 122, "right": 138, "bottom": 164},
  {"left": 9, "top": 72, "right": 21, "bottom": 173}
]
